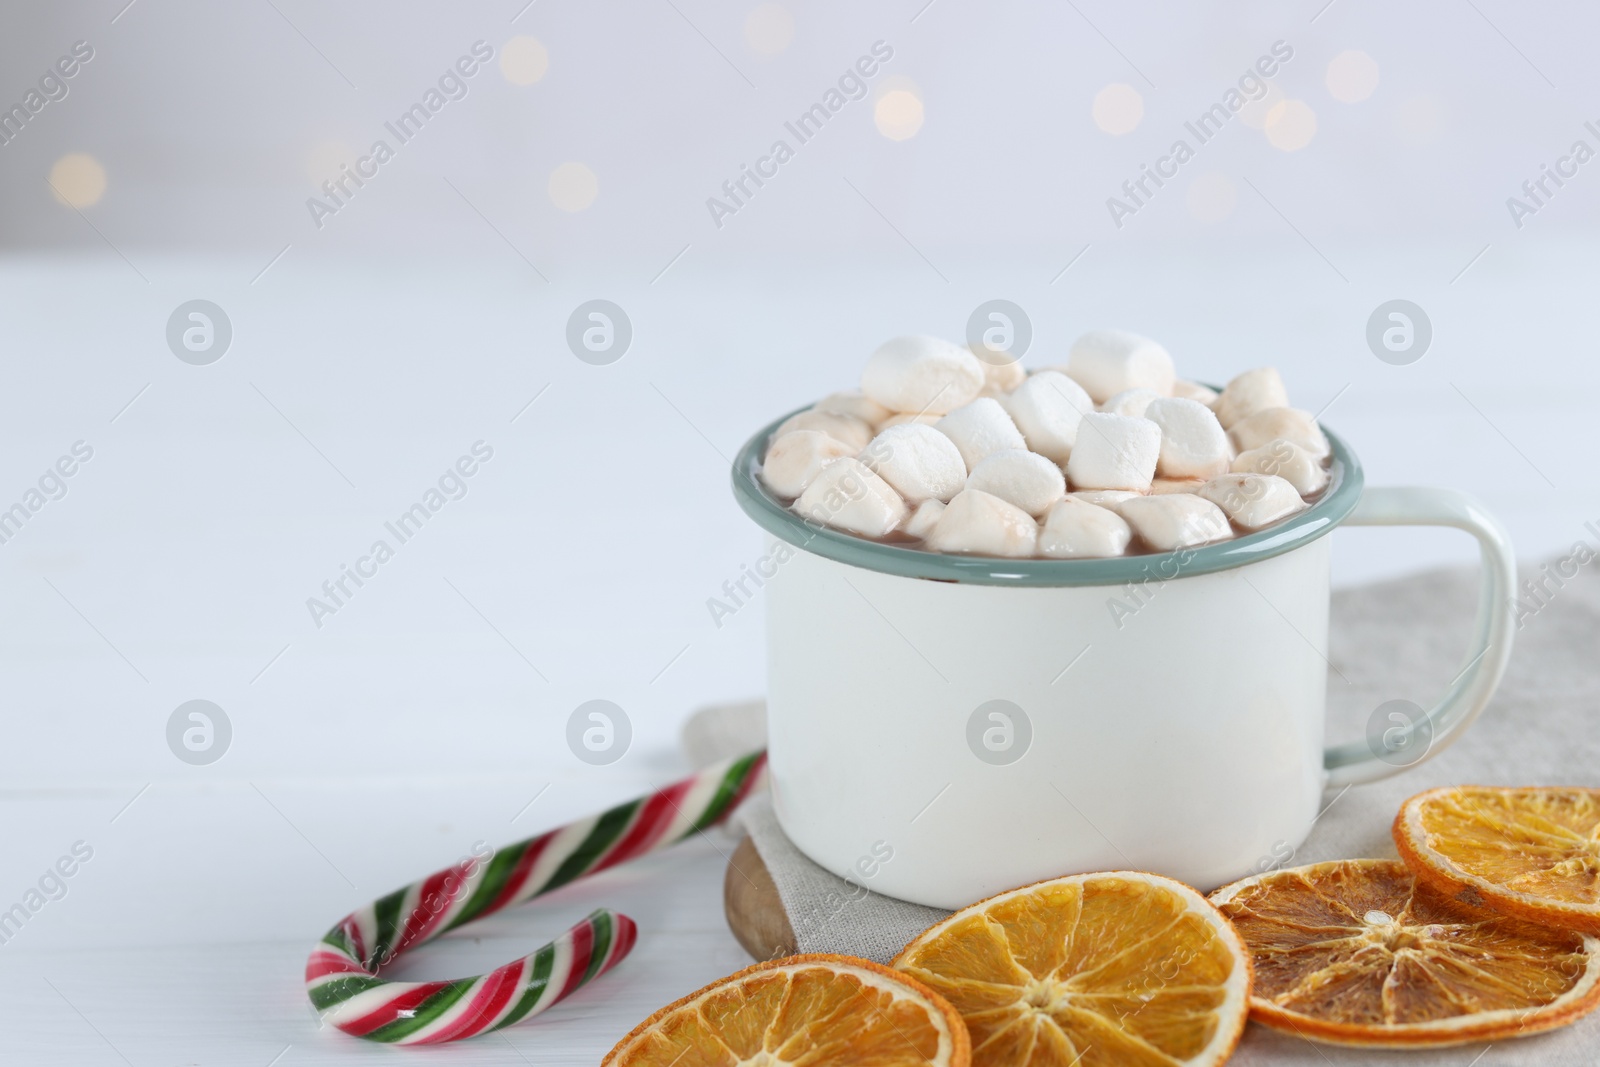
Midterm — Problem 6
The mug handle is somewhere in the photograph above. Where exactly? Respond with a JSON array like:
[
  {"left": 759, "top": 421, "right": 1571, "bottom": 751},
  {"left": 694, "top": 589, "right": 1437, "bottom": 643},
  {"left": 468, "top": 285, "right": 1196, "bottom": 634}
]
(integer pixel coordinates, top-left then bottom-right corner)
[{"left": 1322, "top": 486, "right": 1517, "bottom": 788}]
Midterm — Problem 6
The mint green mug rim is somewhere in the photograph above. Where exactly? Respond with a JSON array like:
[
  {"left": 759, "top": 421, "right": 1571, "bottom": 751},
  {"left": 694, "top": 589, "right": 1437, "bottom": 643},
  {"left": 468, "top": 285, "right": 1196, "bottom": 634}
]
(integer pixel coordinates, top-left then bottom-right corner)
[{"left": 730, "top": 405, "right": 1365, "bottom": 586}]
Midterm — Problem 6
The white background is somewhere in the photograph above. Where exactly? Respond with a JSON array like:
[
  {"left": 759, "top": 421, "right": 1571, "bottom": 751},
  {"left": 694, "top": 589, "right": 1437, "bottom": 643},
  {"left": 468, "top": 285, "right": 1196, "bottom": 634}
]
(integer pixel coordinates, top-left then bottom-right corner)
[{"left": 1, "top": 0, "right": 1597, "bottom": 1062}]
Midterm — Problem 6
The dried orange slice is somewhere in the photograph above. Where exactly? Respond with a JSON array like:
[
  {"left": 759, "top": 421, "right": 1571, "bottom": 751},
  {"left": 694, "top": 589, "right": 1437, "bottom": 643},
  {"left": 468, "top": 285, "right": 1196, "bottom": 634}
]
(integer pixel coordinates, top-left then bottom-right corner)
[
  {"left": 1210, "top": 858, "right": 1600, "bottom": 1047},
  {"left": 603, "top": 953, "right": 969, "bottom": 1067},
  {"left": 891, "top": 872, "right": 1251, "bottom": 1067},
  {"left": 1395, "top": 785, "right": 1600, "bottom": 933}
]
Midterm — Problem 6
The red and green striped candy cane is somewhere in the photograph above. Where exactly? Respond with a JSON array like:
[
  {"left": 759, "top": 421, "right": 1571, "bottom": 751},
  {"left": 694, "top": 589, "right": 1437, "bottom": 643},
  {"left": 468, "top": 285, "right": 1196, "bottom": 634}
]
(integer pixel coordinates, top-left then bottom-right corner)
[{"left": 305, "top": 750, "right": 767, "bottom": 1045}]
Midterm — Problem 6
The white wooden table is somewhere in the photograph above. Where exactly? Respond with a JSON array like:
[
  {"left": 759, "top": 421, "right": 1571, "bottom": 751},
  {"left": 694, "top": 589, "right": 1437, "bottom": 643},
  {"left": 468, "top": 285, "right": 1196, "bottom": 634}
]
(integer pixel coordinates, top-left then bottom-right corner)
[{"left": 2, "top": 250, "right": 1595, "bottom": 1063}]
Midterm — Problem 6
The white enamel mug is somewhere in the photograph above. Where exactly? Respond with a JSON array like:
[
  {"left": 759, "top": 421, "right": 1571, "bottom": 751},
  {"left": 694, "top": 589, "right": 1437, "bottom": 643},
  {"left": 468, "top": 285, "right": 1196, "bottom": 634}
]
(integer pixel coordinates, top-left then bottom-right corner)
[{"left": 732, "top": 414, "right": 1516, "bottom": 910}]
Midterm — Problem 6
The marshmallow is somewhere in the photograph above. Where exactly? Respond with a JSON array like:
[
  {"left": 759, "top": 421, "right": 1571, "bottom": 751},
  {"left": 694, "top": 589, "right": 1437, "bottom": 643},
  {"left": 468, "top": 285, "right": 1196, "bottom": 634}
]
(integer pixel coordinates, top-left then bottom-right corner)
[
  {"left": 1172, "top": 380, "right": 1220, "bottom": 406},
  {"left": 768, "top": 332, "right": 1327, "bottom": 557},
  {"left": 1065, "top": 412, "right": 1160, "bottom": 492},
  {"left": 1038, "top": 498, "right": 1133, "bottom": 559},
  {"left": 1066, "top": 329, "right": 1176, "bottom": 403},
  {"left": 1145, "top": 397, "right": 1232, "bottom": 480},
  {"left": 1118, "top": 494, "right": 1233, "bottom": 551},
  {"left": 861, "top": 336, "right": 985, "bottom": 415},
  {"left": 904, "top": 498, "right": 945, "bottom": 540},
  {"left": 878, "top": 412, "right": 941, "bottom": 429},
  {"left": 1199, "top": 474, "right": 1308, "bottom": 530},
  {"left": 925, "top": 489, "right": 1038, "bottom": 558},
  {"left": 1071, "top": 489, "right": 1142, "bottom": 508},
  {"left": 861, "top": 423, "right": 968, "bottom": 504},
  {"left": 935, "top": 397, "right": 1028, "bottom": 469},
  {"left": 1231, "top": 438, "right": 1330, "bottom": 496},
  {"left": 1101, "top": 388, "right": 1162, "bottom": 419},
  {"left": 1213, "top": 368, "right": 1289, "bottom": 429},
  {"left": 965, "top": 449, "right": 1066, "bottom": 518},
  {"left": 977, "top": 351, "right": 1027, "bottom": 397},
  {"left": 1230, "top": 408, "right": 1329, "bottom": 458},
  {"left": 761, "top": 430, "right": 855, "bottom": 499},
  {"left": 794, "top": 458, "right": 908, "bottom": 538},
  {"left": 815, "top": 390, "right": 892, "bottom": 427},
  {"left": 775, "top": 408, "right": 873, "bottom": 451},
  {"left": 1003, "top": 371, "right": 1093, "bottom": 464}
]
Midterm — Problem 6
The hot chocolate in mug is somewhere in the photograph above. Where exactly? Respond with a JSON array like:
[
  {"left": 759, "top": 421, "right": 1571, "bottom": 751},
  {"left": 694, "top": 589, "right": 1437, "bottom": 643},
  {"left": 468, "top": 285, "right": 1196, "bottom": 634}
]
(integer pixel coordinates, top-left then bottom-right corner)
[{"left": 733, "top": 411, "right": 1516, "bottom": 910}]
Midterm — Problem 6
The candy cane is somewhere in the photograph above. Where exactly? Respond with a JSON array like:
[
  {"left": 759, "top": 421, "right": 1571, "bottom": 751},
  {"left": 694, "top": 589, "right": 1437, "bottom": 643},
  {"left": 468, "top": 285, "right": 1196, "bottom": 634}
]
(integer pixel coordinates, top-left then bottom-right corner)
[{"left": 305, "top": 750, "right": 767, "bottom": 1045}]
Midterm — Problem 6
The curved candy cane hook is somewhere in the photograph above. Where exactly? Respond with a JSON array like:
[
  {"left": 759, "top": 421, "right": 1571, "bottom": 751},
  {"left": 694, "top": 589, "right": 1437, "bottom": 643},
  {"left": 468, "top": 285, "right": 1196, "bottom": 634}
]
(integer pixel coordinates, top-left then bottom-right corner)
[{"left": 305, "top": 751, "right": 767, "bottom": 1045}]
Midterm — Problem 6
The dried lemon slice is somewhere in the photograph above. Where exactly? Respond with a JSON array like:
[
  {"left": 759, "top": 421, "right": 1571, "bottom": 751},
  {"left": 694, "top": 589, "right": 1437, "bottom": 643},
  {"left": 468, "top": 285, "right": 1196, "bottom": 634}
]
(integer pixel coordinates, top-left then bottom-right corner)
[
  {"left": 893, "top": 872, "right": 1251, "bottom": 1067},
  {"left": 1211, "top": 858, "right": 1600, "bottom": 1047},
  {"left": 1395, "top": 785, "right": 1600, "bottom": 932},
  {"left": 604, "top": 953, "right": 969, "bottom": 1067}
]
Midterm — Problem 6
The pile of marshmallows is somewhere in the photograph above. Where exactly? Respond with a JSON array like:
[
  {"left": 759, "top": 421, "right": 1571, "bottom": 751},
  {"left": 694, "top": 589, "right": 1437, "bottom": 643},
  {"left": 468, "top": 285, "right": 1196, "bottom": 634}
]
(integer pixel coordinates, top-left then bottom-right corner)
[{"left": 759, "top": 332, "right": 1332, "bottom": 559}]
